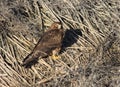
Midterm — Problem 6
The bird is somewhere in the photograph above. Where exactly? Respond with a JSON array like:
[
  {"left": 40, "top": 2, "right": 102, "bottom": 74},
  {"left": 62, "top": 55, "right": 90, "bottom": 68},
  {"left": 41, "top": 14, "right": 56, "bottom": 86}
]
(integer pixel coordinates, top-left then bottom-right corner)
[{"left": 22, "top": 22, "right": 64, "bottom": 68}]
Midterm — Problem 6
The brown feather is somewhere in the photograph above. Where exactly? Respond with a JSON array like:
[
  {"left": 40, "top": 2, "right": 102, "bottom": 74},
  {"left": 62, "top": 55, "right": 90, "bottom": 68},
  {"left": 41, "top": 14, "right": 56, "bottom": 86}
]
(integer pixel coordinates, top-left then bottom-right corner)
[{"left": 22, "top": 22, "right": 64, "bottom": 68}]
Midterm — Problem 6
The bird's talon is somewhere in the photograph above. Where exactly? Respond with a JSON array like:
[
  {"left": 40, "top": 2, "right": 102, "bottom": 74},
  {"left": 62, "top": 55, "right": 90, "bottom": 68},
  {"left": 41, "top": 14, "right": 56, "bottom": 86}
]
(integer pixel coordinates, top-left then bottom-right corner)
[{"left": 51, "top": 55, "right": 61, "bottom": 60}]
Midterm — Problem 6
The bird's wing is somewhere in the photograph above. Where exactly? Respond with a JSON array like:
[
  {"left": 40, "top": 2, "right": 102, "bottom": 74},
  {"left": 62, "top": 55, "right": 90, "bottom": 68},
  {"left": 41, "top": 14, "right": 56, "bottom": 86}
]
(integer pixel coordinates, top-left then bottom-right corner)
[{"left": 33, "top": 29, "right": 64, "bottom": 55}]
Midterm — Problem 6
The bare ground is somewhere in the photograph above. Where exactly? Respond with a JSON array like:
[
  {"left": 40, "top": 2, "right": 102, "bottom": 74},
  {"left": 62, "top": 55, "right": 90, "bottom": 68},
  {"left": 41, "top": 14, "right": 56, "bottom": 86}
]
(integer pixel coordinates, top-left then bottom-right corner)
[{"left": 0, "top": 0, "right": 120, "bottom": 87}]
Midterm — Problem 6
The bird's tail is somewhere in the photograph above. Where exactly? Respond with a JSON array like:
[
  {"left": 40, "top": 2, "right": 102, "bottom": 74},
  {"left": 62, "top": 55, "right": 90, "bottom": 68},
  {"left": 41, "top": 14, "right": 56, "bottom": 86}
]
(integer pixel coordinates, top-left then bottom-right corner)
[
  {"left": 22, "top": 53, "right": 39, "bottom": 68},
  {"left": 22, "top": 50, "right": 42, "bottom": 68},
  {"left": 22, "top": 50, "right": 48, "bottom": 68}
]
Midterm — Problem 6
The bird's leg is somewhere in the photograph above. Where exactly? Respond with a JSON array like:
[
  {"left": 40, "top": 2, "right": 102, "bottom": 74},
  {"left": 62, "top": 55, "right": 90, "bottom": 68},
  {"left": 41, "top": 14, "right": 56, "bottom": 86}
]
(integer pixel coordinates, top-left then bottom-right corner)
[{"left": 51, "top": 49, "right": 61, "bottom": 60}]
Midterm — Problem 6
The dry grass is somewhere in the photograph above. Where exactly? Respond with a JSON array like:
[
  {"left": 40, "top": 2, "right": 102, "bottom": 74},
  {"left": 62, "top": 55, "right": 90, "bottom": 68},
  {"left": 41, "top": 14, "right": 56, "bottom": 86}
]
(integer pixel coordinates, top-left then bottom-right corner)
[{"left": 0, "top": 0, "right": 120, "bottom": 87}]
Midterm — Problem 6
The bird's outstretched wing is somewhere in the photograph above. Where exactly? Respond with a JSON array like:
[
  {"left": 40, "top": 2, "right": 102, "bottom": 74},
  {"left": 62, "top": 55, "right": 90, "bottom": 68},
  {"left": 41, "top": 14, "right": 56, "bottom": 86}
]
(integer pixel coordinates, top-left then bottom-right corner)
[{"left": 22, "top": 28, "right": 64, "bottom": 68}]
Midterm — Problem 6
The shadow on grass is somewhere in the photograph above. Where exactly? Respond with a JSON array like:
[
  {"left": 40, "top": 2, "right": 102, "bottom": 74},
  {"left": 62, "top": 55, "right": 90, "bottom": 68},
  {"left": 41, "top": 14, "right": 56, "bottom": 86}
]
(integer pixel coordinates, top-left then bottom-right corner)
[{"left": 60, "top": 29, "right": 82, "bottom": 53}]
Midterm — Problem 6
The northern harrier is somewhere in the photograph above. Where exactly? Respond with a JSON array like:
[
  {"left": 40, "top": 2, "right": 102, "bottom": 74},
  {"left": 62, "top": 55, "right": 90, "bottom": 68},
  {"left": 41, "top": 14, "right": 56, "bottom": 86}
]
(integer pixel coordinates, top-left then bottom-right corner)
[{"left": 22, "top": 22, "right": 64, "bottom": 67}]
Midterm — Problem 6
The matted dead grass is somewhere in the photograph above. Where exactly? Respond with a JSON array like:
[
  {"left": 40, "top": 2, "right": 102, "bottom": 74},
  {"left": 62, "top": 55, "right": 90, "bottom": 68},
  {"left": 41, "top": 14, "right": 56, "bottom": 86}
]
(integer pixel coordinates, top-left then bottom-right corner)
[{"left": 0, "top": 0, "right": 120, "bottom": 87}]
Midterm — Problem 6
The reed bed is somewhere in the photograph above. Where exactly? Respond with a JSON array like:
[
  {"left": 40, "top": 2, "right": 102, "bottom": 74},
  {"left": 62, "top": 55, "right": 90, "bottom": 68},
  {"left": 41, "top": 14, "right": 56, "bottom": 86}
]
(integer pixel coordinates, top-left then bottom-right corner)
[{"left": 0, "top": 0, "right": 120, "bottom": 87}]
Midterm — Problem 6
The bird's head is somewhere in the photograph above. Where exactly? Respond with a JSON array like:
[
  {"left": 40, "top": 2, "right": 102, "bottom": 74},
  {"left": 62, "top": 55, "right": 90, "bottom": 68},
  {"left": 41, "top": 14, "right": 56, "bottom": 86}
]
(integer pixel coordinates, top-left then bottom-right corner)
[{"left": 50, "top": 22, "right": 62, "bottom": 29}]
